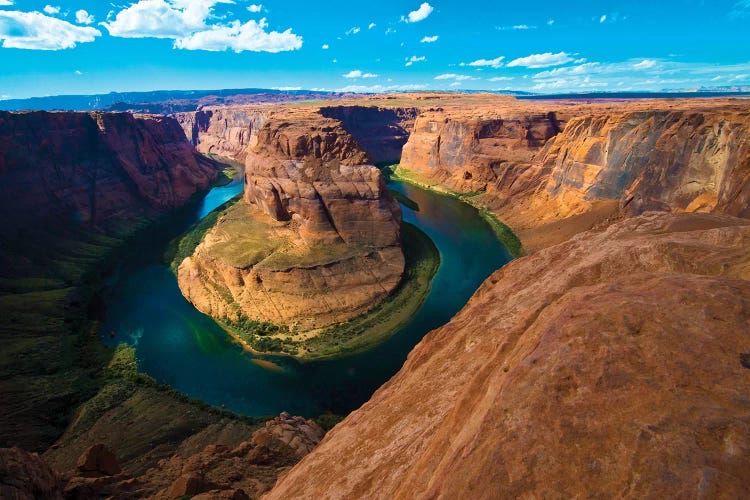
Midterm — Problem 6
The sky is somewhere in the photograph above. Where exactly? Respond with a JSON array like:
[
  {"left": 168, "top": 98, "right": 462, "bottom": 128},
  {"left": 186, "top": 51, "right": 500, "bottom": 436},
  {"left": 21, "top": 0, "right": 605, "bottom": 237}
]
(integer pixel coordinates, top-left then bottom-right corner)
[{"left": 0, "top": 0, "right": 749, "bottom": 99}]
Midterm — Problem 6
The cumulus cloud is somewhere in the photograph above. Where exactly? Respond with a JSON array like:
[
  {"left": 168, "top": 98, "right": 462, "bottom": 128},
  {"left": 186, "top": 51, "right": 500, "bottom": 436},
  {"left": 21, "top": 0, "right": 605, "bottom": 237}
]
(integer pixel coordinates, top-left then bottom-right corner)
[
  {"left": 103, "top": 0, "right": 302, "bottom": 52},
  {"left": 507, "top": 51, "right": 573, "bottom": 68},
  {"left": 343, "top": 70, "right": 378, "bottom": 78},
  {"left": 0, "top": 1, "right": 14, "bottom": 6},
  {"left": 368, "top": 22, "right": 376, "bottom": 29},
  {"left": 42, "top": 5, "right": 59, "bottom": 15},
  {"left": 174, "top": 19, "right": 303, "bottom": 53},
  {"left": 420, "top": 35, "right": 438, "bottom": 43},
  {"left": 346, "top": 26, "right": 360, "bottom": 35},
  {"left": 599, "top": 14, "right": 607, "bottom": 23},
  {"left": 0, "top": 10, "right": 101, "bottom": 49},
  {"left": 467, "top": 56, "right": 505, "bottom": 68},
  {"left": 321, "top": 43, "right": 329, "bottom": 49},
  {"left": 247, "top": 4, "right": 262, "bottom": 13},
  {"left": 633, "top": 59, "right": 657, "bottom": 69},
  {"left": 75, "top": 9, "right": 94, "bottom": 25},
  {"left": 434, "top": 73, "right": 477, "bottom": 81},
  {"left": 405, "top": 55, "right": 425, "bottom": 67},
  {"left": 403, "top": 2, "right": 433, "bottom": 23}
]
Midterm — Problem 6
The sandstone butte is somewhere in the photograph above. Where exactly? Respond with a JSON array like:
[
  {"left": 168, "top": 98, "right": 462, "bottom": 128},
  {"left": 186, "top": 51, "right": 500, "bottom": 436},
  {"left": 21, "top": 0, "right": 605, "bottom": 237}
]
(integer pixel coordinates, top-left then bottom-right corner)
[
  {"left": 176, "top": 109, "right": 405, "bottom": 335},
  {"left": 253, "top": 94, "right": 750, "bottom": 498}
]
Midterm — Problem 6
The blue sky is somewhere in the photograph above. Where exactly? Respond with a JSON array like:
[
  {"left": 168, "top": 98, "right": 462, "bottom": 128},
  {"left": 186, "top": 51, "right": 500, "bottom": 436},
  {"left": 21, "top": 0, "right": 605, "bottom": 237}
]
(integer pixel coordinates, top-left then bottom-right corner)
[{"left": 0, "top": 0, "right": 749, "bottom": 98}]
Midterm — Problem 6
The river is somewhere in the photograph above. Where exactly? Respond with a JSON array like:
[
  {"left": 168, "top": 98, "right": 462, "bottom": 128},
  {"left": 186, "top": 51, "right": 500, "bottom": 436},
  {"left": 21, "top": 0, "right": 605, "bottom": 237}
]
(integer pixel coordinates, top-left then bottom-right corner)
[{"left": 101, "top": 178, "right": 513, "bottom": 417}]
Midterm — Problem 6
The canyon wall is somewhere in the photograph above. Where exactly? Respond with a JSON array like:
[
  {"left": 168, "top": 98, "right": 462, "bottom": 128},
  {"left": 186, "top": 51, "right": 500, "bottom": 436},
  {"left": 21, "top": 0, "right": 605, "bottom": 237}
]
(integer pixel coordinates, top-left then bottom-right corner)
[
  {"left": 0, "top": 111, "right": 222, "bottom": 233},
  {"left": 319, "top": 105, "right": 419, "bottom": 165},
  {"left": 178, "top": 111, "right": 404, "bottom": 332},
  {"left": 268, "top": 212, "right": 750, "bottom": 499},
  {"left": 175, "top": 108, "right": 269, "bottom": 161},
  {"left": 0, "top": 110, "right": 224, "bottom": 452},
  {"left": 399, "top": 101, "right": 750, "bottom": 250}
]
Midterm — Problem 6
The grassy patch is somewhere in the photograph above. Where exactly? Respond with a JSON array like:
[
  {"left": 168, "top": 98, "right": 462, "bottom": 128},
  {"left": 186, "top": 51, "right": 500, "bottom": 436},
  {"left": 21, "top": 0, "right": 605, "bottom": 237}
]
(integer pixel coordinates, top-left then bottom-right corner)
[{"left": 165, "top": 198, "right": 242, "bottom": 272}]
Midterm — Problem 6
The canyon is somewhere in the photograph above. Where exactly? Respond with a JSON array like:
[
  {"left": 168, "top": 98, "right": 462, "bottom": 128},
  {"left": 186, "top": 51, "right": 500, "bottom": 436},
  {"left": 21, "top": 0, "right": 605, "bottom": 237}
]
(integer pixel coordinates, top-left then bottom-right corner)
[
  {"left": 175, "top": 107, "right": 406, "bottom": 349},
  {"left": 1, "top": 93, "right": 749, "bottom": 499}
]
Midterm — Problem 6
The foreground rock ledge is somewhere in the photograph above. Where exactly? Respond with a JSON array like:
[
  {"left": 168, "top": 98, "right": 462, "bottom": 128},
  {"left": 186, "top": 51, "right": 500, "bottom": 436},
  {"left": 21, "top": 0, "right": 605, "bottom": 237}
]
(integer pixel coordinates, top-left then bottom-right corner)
[{"left": 266, "top": 212, "right": 750, "bottom": 499}]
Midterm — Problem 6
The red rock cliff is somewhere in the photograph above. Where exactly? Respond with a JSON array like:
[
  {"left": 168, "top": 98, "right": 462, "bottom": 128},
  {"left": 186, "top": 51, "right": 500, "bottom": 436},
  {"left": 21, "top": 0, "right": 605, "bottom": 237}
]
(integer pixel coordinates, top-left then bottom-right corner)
[{"left": 0, "top": 111, "right": 222, "bottom": 231}]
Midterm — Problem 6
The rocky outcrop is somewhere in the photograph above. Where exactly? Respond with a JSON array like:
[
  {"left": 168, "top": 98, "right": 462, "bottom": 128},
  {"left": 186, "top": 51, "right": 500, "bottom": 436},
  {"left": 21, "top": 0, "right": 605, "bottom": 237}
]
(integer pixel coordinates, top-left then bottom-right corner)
[
  {"left": 178, "top": 111, "right": 404, "bottom": 333},
  {"left": 1, "top": 413, "right": 322, "bottom": 499},
  {"left": 267, "top": 212, "right": 750, "bottom": 499}
]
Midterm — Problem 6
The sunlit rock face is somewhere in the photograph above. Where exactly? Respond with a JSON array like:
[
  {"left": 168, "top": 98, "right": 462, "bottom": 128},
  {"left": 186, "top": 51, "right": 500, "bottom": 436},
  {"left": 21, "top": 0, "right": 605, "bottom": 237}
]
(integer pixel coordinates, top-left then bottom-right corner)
[
  {"left": 178, "top": 110, "right": 405, "bottom": 331},
  {"left": 267, "top": 212, "right": 750, "bottom": 499}
]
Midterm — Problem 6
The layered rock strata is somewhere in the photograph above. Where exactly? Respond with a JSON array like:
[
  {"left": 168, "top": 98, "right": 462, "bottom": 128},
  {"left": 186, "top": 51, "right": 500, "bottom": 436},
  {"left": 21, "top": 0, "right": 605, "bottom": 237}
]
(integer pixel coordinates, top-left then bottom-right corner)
[
  {"left": 399, "top": 100, "right": 750, "bottom": 251},
  {"left": 268, "top": 212, "right": 750, "bottom": 499},
  {"left": 178, "top": 112, "right": 404, "bottom": 331}
]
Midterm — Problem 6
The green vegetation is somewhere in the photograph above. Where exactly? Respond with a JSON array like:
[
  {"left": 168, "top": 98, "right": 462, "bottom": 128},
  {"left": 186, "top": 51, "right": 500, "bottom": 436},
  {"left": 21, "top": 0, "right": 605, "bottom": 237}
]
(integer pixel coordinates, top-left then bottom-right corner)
[
  {"left": 386, "top": 164, "right": 525, "bottom": 258},
  {"left": 165, "top": 198, "right": 242, "bottom": 272},
  {"left": 0, "top": 167, "right": 244, "bottom": 451},
  {"left": 206, "top": 220, "right": 439, "bottom": 360}
]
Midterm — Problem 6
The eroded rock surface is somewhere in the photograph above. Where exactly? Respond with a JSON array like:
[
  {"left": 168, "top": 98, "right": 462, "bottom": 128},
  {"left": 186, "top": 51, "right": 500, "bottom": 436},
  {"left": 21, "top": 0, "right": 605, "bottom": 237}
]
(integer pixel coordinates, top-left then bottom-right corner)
[
  {"left": 267, "top": 212, "right": 750, "bottom": 499},
  {"left": 2, "top": 413, "right": 322, "bottom": 499},
  {"left": 178, "top": 109, "right": 404, "bottom": 332}
]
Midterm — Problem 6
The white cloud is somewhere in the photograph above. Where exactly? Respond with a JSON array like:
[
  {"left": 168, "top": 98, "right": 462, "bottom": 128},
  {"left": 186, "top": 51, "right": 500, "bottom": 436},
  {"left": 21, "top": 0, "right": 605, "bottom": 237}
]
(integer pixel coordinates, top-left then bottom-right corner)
[
  {"left": 343, "top": 70, "right": 378, "bottom": 78},
  {"left": 405, "top": 55, "right": 425, "bottom": 67},
  {"left": 547, "top": 19, "right": 555, "bottom": 25},
  {"left": 420, "top": 35, "right": 438, "bottom": 43},
  {"left": 467, "top": 56, "right": 505, "bottom": 68},
  {"left": 403, "top": 2, "right": 433, "bottom": 23},
  {"left": 174, "top": 19, "right": 303, "bottom": 53},
  {"left": 434, "top": 73, "right": 477, "bottom": 81},
  {"left": 489, "top": 76, "right": 513, "bottom": 81},
  {"left": 247, "top": 4, "right": 262, "bottom": 13},
  {"left": 74, "top": 70, "right": 82, "bottom": 75},
  {"left": 321, "top": 43, "right": 329, "bottom": 49},
  {"left": 0, "top": 1, "right": 14, "bottom": 6},
  {"left": 599, "top": 14, "right": 607, "bottom": 23},
  {"left": 368, "top": 22, "right": 376, "bottom": 29},
  {"left": 0, "top": 10, "right": 101, "bottom": 50},
  {"left": 507, "top": 51, "right": 573, "bottom": 68},
  {"left": 272, "top": 86, "right": 301, "bottom": 91},
  {"left": 497, "top": 24, "right": 535, "bottom": 30},
  {"left": 103, "top": 1, "right": 302, "bottom": 52},
  {"left": 346, "top": 26, "right": 360, "bottom": 35},
  {"left": 75, "top": 9, "right": 94, "bottom": 25},
  {"left": 633, "top": 59, "right": 657, "bottom": 70},
  {"left": 449, "top": 82, "right": 462, "bottom": 87},
  {"left": 385, "top": 27, "right": 395, "bottom": 35},
  {"left": 42, "top": 5, "right": 59, "bottom": 15},
  {"left": 335, "top": 83, "right": 426, "bottom": 93}
]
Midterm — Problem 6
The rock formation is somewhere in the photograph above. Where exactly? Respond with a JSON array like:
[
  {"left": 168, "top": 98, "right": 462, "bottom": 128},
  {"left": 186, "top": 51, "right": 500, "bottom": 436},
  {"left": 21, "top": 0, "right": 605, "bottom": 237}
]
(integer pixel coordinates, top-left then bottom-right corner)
[
  {"left": 0, "top": 111, "right": 222, "bottom": 231},
  {"left": 398, "top": 98, "right": 750, "bottom": 251},
  {"left": 267, "top": 212, "right": 750, "bottom": 499},
  {"left": 0, "top": 413, "right": 323, "bottom": 499},
  {"left": 178, "top": 110, "right": 405, "bottom": 334}
]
